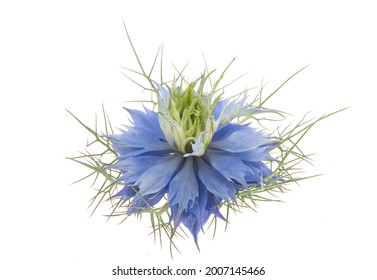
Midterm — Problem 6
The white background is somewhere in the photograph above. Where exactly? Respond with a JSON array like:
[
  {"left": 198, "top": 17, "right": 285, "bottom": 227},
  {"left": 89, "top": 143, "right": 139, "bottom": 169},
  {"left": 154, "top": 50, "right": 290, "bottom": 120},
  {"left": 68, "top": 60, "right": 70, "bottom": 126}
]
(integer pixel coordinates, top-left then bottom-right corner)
[{"left": 1, "top": 1, "right": 376, "bottom": 279}]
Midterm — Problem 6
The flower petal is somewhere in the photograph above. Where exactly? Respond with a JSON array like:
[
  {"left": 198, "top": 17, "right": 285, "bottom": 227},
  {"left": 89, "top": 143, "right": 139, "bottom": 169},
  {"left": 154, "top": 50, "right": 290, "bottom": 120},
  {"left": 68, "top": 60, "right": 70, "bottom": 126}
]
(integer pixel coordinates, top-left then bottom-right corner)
[
  {"left": 213, "top": 97, "right": 247, "bottom": 123},
  {"left": 177, "top": 182, "right": 209, "bottom": 244},
  {"left": 111, "top": 125, "right": 168, "bottom": 149},
  {"left": 206, "top": 192, "right": 225, "bottom": 220},
  {"left": 209, "top": 124, "right": 275, "bottom": 153},
  {"left": 108, "top": 107, "right": 175, "bottom": 158},
  {"left": 244, "top": 161, "right": 273, "bottom": 184},
  {"left": 168, "top": 157, "right": 199, "bottom": 222},
  {"left": 109, "top": 126, "right": 172, "bottom": 158},
  {"left": 125, "top": 107, "right": 165, "bottom": 140},
  {"left": 205, "top": 149, "right": 252, "bottom": 187},
  {"left": 181, "top": 211, "right": 210, "bottom": 245},
  {"left": 213, "top": 97, "right": 272, "bottom": 123},
  {"left": 128, "top": 188, "right": 166, "bottom": 214},
  {"left": 136, "top": 154, "right": 182, "bottom": 196},
  {"left": 196, "top": 157, "right": 236, "bottom": 200},
  {"left": 232, "top": 144, "right": 277, "bottom": 162},
  {"left": 191, "top": 179, "right": 209, "bottom": 221},
  {"left": 211, "top": 122, "right": 249, "bottom": 142},
  {"left": 152, "top": 80, "right": 169, "bottom": 101},
  {"left": 113, "top": 184, "right": 138, "bottom": 202},
  {"left": 110, "top": 155, "right": 164, "bottom": 183}
]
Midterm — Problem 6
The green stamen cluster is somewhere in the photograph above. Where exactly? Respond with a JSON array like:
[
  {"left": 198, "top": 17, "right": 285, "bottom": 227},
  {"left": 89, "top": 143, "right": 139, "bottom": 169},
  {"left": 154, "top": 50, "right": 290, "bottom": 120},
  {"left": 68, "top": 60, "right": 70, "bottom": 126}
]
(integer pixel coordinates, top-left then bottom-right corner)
[
  {"left": 168, "top": 81, "right": 207, "bottom": 153},
  {"left": 157, "top": 74, "right": 221, "bottom": 156}
]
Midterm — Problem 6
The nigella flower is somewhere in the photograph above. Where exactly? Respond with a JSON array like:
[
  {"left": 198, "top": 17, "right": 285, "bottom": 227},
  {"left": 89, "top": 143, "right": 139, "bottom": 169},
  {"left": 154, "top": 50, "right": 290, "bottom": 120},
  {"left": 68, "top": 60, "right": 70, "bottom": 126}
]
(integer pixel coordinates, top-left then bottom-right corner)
[
  {"left": 68, "top": 28, "right": 344, "bottom": 252},
  {"left": 108, "top": 74, "right": 278, "bottom": 243}
]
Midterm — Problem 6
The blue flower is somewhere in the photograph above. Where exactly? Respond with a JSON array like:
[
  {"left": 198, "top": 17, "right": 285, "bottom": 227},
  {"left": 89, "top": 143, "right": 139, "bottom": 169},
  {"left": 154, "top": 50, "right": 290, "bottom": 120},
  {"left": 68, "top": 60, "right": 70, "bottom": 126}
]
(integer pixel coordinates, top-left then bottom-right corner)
[{"left": 108, "top": 78, "right": 277, "bottom": 243}]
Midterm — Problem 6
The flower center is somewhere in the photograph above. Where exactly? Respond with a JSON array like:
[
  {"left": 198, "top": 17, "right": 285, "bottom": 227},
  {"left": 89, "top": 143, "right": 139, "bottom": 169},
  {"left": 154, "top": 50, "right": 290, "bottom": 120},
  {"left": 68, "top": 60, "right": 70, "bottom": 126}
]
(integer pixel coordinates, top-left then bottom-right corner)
[{"left": 156, "top": 79, "right": 216, "bottom": 157}]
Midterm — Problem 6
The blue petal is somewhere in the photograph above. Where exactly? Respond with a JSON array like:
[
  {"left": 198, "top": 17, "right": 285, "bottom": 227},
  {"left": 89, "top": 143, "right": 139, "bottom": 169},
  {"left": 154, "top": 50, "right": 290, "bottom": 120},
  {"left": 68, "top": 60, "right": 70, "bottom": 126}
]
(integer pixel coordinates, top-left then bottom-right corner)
[
  {"left": 205, "top": 149, "right": 252, "bottom": 187},
  {"left": 232, "top": 144, "right": 277, "bottom": 162},
  {"left": 111, "top": 125, "right": 169, "bottom": 149},
  {"left": 180, "top": 191, "right": 225, "bottom": 243},
  {"left": 206, "top": 192, "right": 225, "bottom": 220},
  {"left": 244, "top": 161, "right": 273, "bottom": 184},
  {"left": 247, "top": 161, "right": 273, "bottom": 176},
  {"left": 209, "top": 124, "right": 276, "bottom": 153},
  {"left": 128, "top": 188, "right": 166, "bottom": 214},
  {"left": 109, "top": 155, "right": 164, "bottom": 183},
  {"left": 213, "top": 98, "right": 271, "bottom": 123},
  {"left": 152, "top": 81, "right": 169, "bottom": 101},
  {"left": 196, "top": 157, "right": 236, "bottom": 201},
  {"left": 179, "top": 185, "right": 211, "bottom": 244},
  {"left": 213, "top": 99, "right": 226, "bottom": 121},
  {"left": 113, "top": 184, "right": 138, "bottom": 201},
  {"left": 108, "top": 107, "right": 174, "bottom": 158},
  {"left": 173, "top": 176, "right": 208, "bottom": 226},
  {"left": 211, "top": 122, "right": 249, "bottom": 142},
  {"left": 136, "top": 154, "right": 182, "bottom": 196},
  {"left": 125, "top": 107, "right": 165, "bottom": 140},
  {"left": 172, "top": 166, "right": 228, "bottom": 242},
  {"left": 109, "top": 131, "right": 172, "bottom": 159},
  {"left": 168, "top": 157, "right": 199, "bottom": 222},
  {"left": 190, "top": 179, "right": 208, "bottom": 222},
  {"left": 181, "top": 211, "right": 210, "bottom": 245},
  {"left": 213, "top": 98, "right": 245, "bottom": 123}
]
